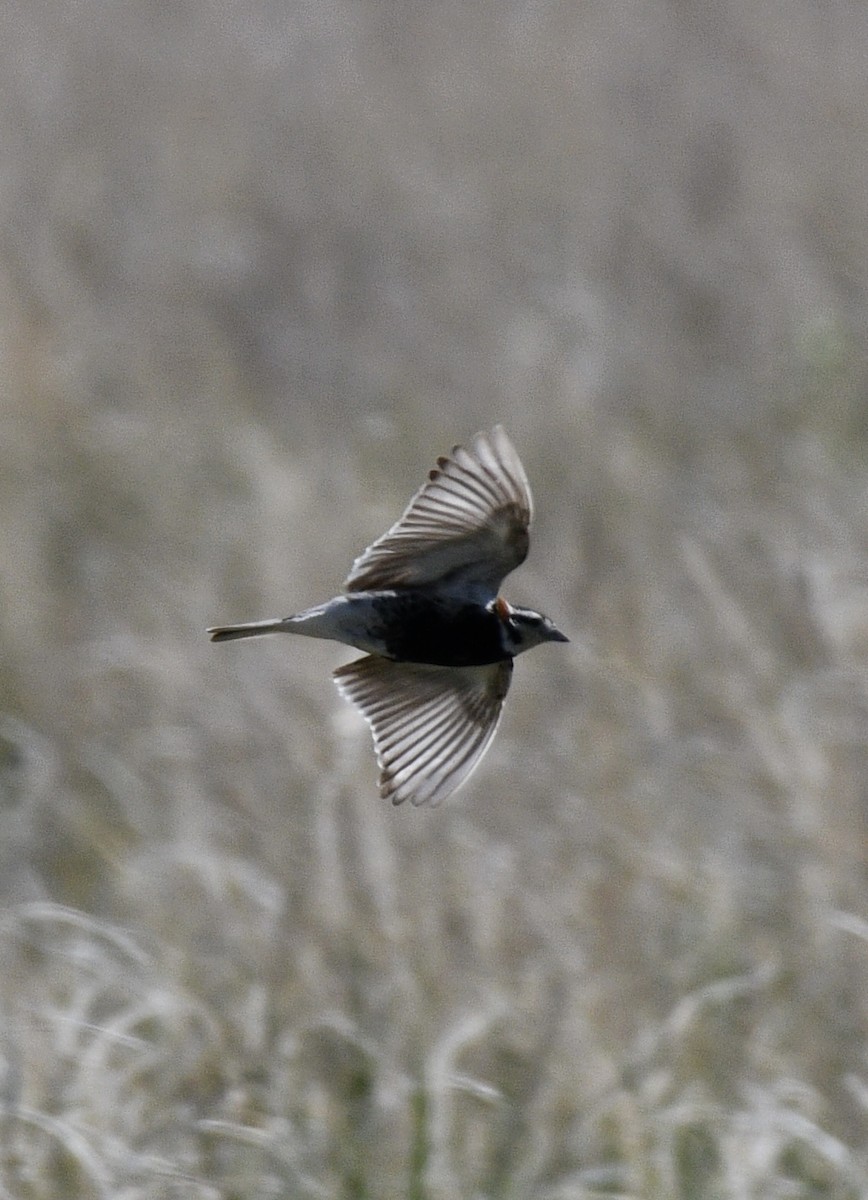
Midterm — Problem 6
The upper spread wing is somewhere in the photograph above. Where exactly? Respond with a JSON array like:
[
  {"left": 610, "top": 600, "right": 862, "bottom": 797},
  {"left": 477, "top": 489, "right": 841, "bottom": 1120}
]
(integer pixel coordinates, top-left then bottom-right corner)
[
  {"left": 343, "top": 426, "right": 533, "bottom": 599},
  {"left": 333, "top": 655, "right": 513, "bottom": 806}
]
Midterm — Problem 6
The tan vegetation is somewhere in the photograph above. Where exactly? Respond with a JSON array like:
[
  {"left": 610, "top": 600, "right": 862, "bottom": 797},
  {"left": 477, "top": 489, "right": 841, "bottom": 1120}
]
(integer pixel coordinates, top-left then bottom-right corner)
[{"left": 1, "top": 1, "right": 868, "bottom": 1195}]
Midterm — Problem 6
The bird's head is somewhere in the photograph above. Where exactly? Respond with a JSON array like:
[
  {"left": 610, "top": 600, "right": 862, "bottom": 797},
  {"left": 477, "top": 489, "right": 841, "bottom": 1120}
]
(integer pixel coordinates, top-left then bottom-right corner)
[{"left": 493, "top": 599, "right": 569, "bottom": 657}]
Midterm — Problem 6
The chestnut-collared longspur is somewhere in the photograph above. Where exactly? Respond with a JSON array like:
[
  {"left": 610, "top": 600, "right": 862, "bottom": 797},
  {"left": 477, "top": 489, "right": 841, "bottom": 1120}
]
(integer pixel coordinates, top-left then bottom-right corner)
[{"left": 209, "top": 427, "right": 567, "bottom": 805}]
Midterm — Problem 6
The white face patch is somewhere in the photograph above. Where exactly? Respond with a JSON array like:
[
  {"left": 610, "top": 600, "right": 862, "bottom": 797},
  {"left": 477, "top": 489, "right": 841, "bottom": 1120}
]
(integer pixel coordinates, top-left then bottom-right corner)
[{"left": 502, "top": 608, "right": 567, "bottom": 657}]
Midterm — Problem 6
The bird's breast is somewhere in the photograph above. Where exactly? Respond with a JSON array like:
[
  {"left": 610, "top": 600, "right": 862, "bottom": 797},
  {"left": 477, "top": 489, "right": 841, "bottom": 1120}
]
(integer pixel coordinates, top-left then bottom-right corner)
[{"left": 369, "top": 592, "right": 509, "bottom": 667}]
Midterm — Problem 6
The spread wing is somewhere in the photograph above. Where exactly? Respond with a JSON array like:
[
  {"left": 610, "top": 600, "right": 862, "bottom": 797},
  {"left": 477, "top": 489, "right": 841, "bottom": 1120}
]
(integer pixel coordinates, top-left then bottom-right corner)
[
  {"left": 333, "top": 655, "right": 513, "bottom": 806},
  {"left": 343, "top": 426, "right": 533, "bottom": 599}
]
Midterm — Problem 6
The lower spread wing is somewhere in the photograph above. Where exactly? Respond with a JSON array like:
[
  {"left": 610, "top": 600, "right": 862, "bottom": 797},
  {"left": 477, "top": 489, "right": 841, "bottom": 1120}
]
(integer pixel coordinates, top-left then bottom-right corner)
[
  {"left": 343, "top": 426, "right": 533, "bottom": 598},
  {"left": 333, "top": 655, "right": 513, "bottom": 806}
]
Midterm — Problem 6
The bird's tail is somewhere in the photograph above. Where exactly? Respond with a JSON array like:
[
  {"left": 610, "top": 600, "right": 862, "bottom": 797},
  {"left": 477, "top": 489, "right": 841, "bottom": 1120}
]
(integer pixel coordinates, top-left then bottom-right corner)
[
  {"left": 209, "top": 601, "right": 350, "bottom": 645},
  {"left": 208, "top": 618, "right": 290, "bottom": 642}
]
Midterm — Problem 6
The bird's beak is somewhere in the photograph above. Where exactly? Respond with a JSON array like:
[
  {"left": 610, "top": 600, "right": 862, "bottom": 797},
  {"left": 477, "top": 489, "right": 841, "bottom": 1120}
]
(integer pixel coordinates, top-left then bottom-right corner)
[{"left": 548, "top": 625, "right": 569, "bottom": 643}]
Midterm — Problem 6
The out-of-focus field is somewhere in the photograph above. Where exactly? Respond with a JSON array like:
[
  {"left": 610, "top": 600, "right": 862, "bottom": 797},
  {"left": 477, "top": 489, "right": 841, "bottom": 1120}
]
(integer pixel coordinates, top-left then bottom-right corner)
[{"left": 2, "top": 3, "right": 868, "bottom": 1196}]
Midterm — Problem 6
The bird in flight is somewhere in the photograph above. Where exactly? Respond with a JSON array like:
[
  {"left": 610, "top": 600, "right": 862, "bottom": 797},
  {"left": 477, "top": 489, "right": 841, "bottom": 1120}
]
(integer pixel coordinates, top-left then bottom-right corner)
[{"left": 208, "top": 426, "right": 567, "bottom": 805}]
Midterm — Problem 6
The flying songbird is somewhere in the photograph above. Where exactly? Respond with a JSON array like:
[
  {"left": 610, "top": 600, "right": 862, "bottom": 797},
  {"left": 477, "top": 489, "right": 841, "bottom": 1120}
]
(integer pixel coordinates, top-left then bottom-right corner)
[{"left": 208, "top": 426, "right": 567, "bottom": 805}]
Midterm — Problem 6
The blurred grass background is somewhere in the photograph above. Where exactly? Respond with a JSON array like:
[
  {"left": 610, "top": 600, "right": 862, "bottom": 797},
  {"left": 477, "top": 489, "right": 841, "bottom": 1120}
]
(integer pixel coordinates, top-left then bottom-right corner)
[{"left": 1, "top": 1, "right": 868, "bottom": 1195}]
